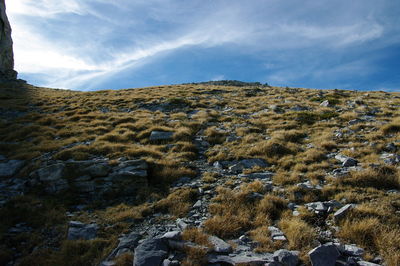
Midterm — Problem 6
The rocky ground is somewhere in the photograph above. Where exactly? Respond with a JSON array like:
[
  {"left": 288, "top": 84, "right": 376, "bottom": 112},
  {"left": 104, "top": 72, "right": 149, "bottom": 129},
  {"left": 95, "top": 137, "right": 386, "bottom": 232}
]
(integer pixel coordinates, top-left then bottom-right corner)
[{"left": 0, "top": 82, "right": 399, "bottom": 266}]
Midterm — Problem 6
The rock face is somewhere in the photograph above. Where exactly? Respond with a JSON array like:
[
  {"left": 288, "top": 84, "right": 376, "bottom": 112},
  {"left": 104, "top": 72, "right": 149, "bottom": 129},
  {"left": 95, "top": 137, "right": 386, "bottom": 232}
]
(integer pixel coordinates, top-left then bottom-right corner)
[
  {"left": 67, "top": 221, "right": 98, "bottom": 240},
  {"left": 0, "top": 0, "right": 17, "bottom": 81}
]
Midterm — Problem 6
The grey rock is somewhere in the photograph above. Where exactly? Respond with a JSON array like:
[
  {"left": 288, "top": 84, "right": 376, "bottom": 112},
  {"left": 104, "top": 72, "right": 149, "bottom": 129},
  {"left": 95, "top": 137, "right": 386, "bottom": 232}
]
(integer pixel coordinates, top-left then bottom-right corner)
[
  {"left": 308, "top": 243, "right": 340, "bottom": 266},
  {"left": 238, "top": 172, "right": 274, "bottom": 180},
  {"left": 357, "top": 261, "right": 380, "bottom": 266},
  {"left": 192, "top": 200, "right": 202, "bottom": 208},
  {"left": 118, "top": 159, "right": 148, "bottom": 170},
  {"left": 343, "top": 158, "right": 358, "bottom": 167},
  {"left": 133, "top": 238, "right": 169, "bottom": 266},
  {"left": 0, "top": 0, "right": 17, "bottom": 80},
  {"left": 385, "top": 143, "right": 397, "bottom": 152},
  {"left": 162, "top": 231, "right": 181, "bottom": 240},
  {"left": 305, "top": 202, "right": 327, "bottom": 212},
  {"left": 74, "top": 180, "right": 96, "bottom": 193},
  {"left": 85, "top": 163, "right": 111, "bottom": 177},
  {"left": 208, "top": 254, "right": 272, "bottom": 265},
  {"left": 334, "top": 204, "right": 355, "bottom": 221},
  {"left": 208, "top": 235, "right": 232, "bottom": 253},
  {"left": 176, "top": 218, "right": 188, "bottom": 231},
  {"left": 320, "top": 100, "right": 330, "bottom": 107},
  {"left": 273, "top": 249, "right": 299, "bottom": 266},
  {"left": 106, "top": 232, "right": 141, "bottom": 261},
  {"left": 343, "top": 244, "right": 364, "bottom": 257},
  {"left": 229, "top": 158, "right": 269, "bottom": 173},
  {"left": 38, "top": 163, "right": 65, "bottom": 181},
  {"left": 0, "top": 160, "right": 24, "bottom": 178},
  {"left": 67, "top": 221, "right": 98, "bottom": 240},
  {"left": 149, "top": 131, "right": 174, "bottom": 142}
]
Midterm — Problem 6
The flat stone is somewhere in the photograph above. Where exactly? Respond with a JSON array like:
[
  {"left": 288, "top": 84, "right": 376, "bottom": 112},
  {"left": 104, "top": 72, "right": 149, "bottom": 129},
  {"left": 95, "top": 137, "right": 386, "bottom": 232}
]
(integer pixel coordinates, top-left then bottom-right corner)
[
  {"left": 38, "top": 163, "right": 65, "bottom": 181},
  {"left": 133, "top": 238, "right": 169, "bottom": 266},
  {"left": 309, "top": 243, "right": 340, "bottom": 266},
  {"left": 192, "top": 200, "right": 202, "bottom": 208},
  {"left": 273, "top": 249, "right": 299, "bottom": 266},
  {"left": 0, "top": 160, "right": 25, "bottom": 178},
  {"left": 357, "top": 261, "right": 380, "bottom": 266},
  {"left": 67, "top": 221, "right": 98, "bottom": 240},
  {"left": 162, "top": 231, "right": 181, "bottom": 240},
  {"left": 320, "top": 100, "right": 330, "bottom": 107},
  {"left": 229, "top": 158, "right": 269, "bottom": 173},
  {"left": 238, "top": 172, "right": 274, "bottom": 180},
  {"left": 208, "top": 235, "right": 232, "bottom": 253},
  {"left": 85, "top": 163, "right": 111, "bottom": 177},
  {"left": 208, "top": 254, "right": 272, "bottom": 265},
  {"left": 343, "top": 244, "right": 364, "bottom": 256},
  {"left": 149, "top": 131, "right": 174, "bottom": 142},
  {"left": 334, "top": 204, "right": 355, "bottom": 221}
]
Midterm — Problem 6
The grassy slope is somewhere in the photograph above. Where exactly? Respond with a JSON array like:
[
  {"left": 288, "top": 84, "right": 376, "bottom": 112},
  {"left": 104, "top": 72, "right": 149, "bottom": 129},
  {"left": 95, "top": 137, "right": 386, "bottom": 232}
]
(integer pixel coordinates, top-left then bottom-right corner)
[{"left": 0, "top": 83, "right": 399, "bottom": 265}]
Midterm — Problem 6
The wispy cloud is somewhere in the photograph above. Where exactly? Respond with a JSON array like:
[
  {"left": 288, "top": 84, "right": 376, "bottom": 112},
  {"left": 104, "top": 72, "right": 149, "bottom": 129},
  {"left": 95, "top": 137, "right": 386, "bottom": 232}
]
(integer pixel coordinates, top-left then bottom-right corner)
[{"left": 7, "top": 0, "right": 400, "bottom": 91}]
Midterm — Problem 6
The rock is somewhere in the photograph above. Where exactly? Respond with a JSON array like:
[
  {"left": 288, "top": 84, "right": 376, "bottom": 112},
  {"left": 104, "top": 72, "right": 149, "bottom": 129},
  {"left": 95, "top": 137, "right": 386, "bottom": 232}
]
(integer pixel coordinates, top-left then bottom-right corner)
[
  {"left": 273, "top": 249, "right": 299, "bottom": 266},
  {"left": 334, "top": 204, "right": 355, "bottom": 221},
  {"left": 162, "top": 231, "right": 181, "bottom": 240},
  {"left": 0, "top": 0, "right": 18, "bottom": 81},
  {"left": 0, "top": 160, "right": 24, "bottom": 178},
  {"left": 385, "top": 143, "right": 397, "bottom": 152},
  {"left": 67, "top": 221, "right": 98, "bottom": 240},
  {"left": 133, "top": 238, "right": 169, "bottom": 266},
  {"left": 335, "top": 154, "right": 358, "bottom": 167},
  {"left": 85, "top": 163, "right": 111, "bottom": 177},
  {"left": 106, "top": 232, "right": 141, "bottom": 260},
  {"left": 208, "top": 235, "right": 232, "bottom": 253},
  {"left": 192, "top": 200, "right": 202, "bottom": 209},
  {"left": 343, "top": 244, "right": 364, "bottom": 257},
  {"left": 308, "top": 243, "right": 340, "bottom": 266},
  {"left": 176, "top": 218, "right": 188, "bottom": 231},
  {"left": 208, "top": 254, "right": 272, "bottom": 265},
  {"left": 342, "top": 158, "right": 358, "bottom": 167},
  {"left": 305, "top": 202, "right": 327, "bottom": 212},
  {"left": 268, "top": 226, "right": 286, "bottom": 241},
  {"left": 37, "top": 163, "right": 66, "bottom": 181},
  {"left": 320, "top": 100, "right": 330, "bottom": 107},
  {"left": 229, "top": 158, "right": 269, "bottom": 173},
  {"left": 357, "top": 261, "right": 380, "bottom": 266},
  {"left": 149, "top": 131, "right": 174, "bottom": 142},
  {"left": 238, "top": 172, "right": 274, "bottom": 180}
]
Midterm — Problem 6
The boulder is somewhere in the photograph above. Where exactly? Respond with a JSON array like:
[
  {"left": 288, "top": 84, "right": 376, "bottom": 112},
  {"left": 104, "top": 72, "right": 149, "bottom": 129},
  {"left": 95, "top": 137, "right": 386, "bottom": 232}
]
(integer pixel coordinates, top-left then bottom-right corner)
[
  {"left": 0, "top": 160, "right": 24, "bottom": 178},
  {"left": 320, "top": 100, "right": 330, "bottom": 107},
  {"left": 273, "top": 249, "right": 299, "bottom": 266},
  {"left": 133, "top": 238, "right": 169, "bottom": 266},
  {"left": 208, "top": 254, "right": 272, "bottom": 265},
  {"left": 161, "top": 231, "right": 181, "bottom": 240},
  {"left": 84, "top": 163, "right": 111, "bottom": 177},
  {"left": 238, "top": 172, "right": 274, "bottom": 180},
  {"left": 106, "top": 232, "right": 141, "bottom": 260},
  {"left": 67, "top": 221, "right": 98, "bottom": 240},
  {"left": 308, "top": 243, "right": 340, "bottom": 266},
  {"left": 208, "top": 235, "right": 232, "bottom": 253},
  {"left": 37, "top": 163, "right": 66, "bottom": 181},
  {"left": 149, "top": 131, "right": 174, "bottom": 142}
]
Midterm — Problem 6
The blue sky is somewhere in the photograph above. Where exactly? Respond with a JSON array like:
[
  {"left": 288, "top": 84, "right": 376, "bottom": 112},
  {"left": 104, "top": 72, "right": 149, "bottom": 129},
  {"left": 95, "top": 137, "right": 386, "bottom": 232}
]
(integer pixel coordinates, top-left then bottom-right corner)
[{"left": 7, "top": 0, "right": 400, "bottom": 92}]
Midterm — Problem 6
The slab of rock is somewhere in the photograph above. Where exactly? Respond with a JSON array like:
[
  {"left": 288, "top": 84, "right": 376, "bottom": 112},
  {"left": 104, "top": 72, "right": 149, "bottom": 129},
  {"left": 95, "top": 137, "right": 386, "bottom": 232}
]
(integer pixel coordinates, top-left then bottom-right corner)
[
  {"left": 357, "top": 261, "right": 380, "bottom": 266},
  {"left": 37, "top": 163, "right": 66, "bottom": 181},
  {"left": 208, "top": 254, "right": 272, "bottom": 265},
  {"left": 308, "top": 243, "right": 340, "bottom": 266},
  {"left": 334, "top": 204, "right": 355, "bottom": 221},
  {"left": 133, "top": 238, "right": 169, "bottom": 266},
  {"left": 335, "top": 154, "right": 358, "bottom": 167},
  {"left": 67, "top": 221, "right": 98, "bottom": 240},
  {"left": 343, "top": 244, "right": 364, "bottom": 257},
  {"left": 273, "top": 249, "right": 299, "bottom": 266},
  {"left": 229, "top": 158, "right": 269, "bottom": 173},
  {"left": 208, "top": 235, "right": 232, "bottom": 253},
  {"left": 84, "top": 163, "right": 111, "bottom": 177},
  {"left": 268, "top": 226, "right": 287, "bottom": 241},
  {"left": 320, "top": 100, "right": 330, "bottom": 107},
  {"left": 162, "top": 231, "right": 181, "bottom": 240},
  {"left": 238, "top": 172, "right": 274, "bottom": 180},
  {"left": 0, "top": 160, "right": 24, "bottom": 178},
  {"left": 149, "top": 131, "right": 174, "bottom": 142},
  {"left": 107, "top": 232, "right": 141, "bottom": 260}
]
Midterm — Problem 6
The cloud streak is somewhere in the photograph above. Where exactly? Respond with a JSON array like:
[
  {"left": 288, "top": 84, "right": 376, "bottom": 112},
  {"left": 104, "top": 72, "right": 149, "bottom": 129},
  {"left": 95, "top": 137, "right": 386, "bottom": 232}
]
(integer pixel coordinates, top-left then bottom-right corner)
[{"left": 7, "top": 0, "right": 400, "bottom": 91}]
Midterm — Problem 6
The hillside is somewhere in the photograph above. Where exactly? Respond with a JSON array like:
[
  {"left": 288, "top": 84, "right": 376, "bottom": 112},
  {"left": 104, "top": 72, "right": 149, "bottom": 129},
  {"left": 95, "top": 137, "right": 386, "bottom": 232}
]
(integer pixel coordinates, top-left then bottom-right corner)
[{"left": 0, "top": 82, "right": 399, "bottom": 266}]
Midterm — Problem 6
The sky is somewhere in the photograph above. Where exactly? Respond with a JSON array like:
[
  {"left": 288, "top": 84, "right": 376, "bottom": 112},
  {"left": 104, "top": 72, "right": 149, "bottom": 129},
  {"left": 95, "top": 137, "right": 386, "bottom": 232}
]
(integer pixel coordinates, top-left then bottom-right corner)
[{"left": 6, "top": 0, "right": 400, "bottom": 92}]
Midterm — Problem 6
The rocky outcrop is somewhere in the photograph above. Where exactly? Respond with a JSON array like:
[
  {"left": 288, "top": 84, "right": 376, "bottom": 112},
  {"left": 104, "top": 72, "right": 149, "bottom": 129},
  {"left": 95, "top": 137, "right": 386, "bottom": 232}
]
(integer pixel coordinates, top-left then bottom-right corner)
[{"left": 0, "top": 0, "right": 17, "bottom": 81}]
